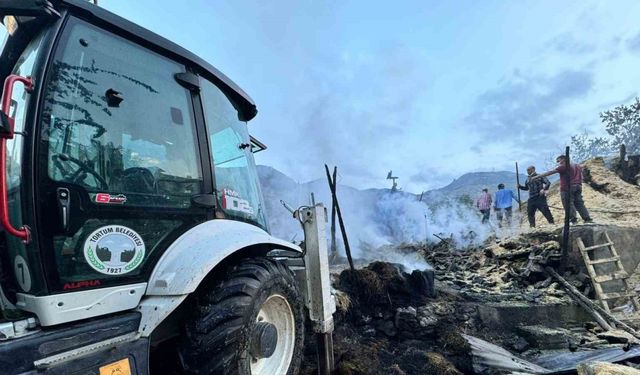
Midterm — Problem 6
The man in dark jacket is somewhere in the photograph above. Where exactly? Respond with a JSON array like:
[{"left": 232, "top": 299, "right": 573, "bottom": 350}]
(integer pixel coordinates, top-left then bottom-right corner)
[
  {"left": 518, "top": 166, "right": 554, "bottom": 228},
  {"left": 535, "top": 155, "right": 592, "bottom": 224}
]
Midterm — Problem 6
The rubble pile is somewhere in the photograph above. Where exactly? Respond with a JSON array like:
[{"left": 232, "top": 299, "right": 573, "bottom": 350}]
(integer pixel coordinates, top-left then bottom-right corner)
[
  {"left": 299, "top": 156, "right": 640, "bottom": 374},
  {"left": 301, "top": 228, "right": 640, "bottom": 374},
  {"left": 417, "top": 231, "right": 586, "bottom": 305},
  {"left": 300, "top": 261, "right": 474, "bottom": 375}
]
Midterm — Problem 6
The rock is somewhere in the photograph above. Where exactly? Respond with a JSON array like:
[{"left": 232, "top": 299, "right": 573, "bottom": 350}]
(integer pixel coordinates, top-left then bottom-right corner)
[
  {"left": 499, "top": 239, "right": 521, "bottom": 250},
  {"left": 455, "top": 313, "right": 470, "bottom": 322},
  {"left": 424, "top": 352, "right": 463, "bottom": 375},
  {"left": 526, "top": 285, "right": 535, "bottom": 293},
  {"left": 395, "top": 307, "right": 418, "bottom": 332},
  {"left": 372, "top": 319, "right": 397, "bottom": 337},
  {"left": 485, "top": 244, "right": 508, "bottom": 258},
  {"left": 509, "top": 336, "right": 530, "bottom": 353},
  {"left": 357, "top": 315, "right": 372, "bottom": 326},
  {"left": 517, "top": 325, "right": 574, "bottom": 349},
  {"left": 584, "top": 321, "right": 599, "bottom": 331},
  {"left": 418, "top": 315, "right": 438, "bottom": 329},
  {"left": 569, "top": 341, "right": 579, "bottom": 352},
  {"left": 577, "top": 362, "right": 640, "bottom": 375},
  {"left": 597, "top": 330, "right": 637, "bottom": 344},
  {"left": 362, "top": 327, "right": 376, "bottom": 337},
  {"left": 395, "top": 348, "right": 463, "bottom": 375},
  {"left": 574, "top": 272, "right": 590, "bottom": 283},
  {"left": 430, "top": 303, "right": 455, "bottom": 316}
]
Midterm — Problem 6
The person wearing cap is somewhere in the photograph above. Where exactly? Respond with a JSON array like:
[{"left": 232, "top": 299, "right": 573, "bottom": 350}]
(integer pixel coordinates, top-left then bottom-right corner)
[
  {"left": 476, "top": 188, "right": 492, "bottom": 224},
  {"left": 534, "top": 155, "right": 592, "bottom": 224},
  {"left": 518, "top": 166, "right": 554, "bottom": 228},
  {"left": 494, "top": 183, "right": 519, "bottom": 228}
]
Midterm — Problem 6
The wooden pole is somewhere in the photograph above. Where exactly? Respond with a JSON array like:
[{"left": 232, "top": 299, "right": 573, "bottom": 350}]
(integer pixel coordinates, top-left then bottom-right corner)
[
  {"left": 325, "top": 165, "right": 354, "bottom": 272},
  {"left": 330, "top": 167, "right": 337, "bottom": 257},
  {"left": 545, "top": 267, "right": 612, "bottom": 331},
  {"left": 562, "top": 147, "right": 571, "bottom": 260},
  {"left": 543, "top": 267, "right": 640, "bottom": 336},
  {"left": 546, "top": 267, "right": 640, "bottom": 339},
  {"left": 515, "top": 162, "right": 522, "bottom": 211}
]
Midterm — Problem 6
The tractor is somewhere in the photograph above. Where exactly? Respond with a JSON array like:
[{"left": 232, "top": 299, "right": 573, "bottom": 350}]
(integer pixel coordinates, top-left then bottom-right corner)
[{"left": 0, "top": 1, "right": 335, "bottom": 374}]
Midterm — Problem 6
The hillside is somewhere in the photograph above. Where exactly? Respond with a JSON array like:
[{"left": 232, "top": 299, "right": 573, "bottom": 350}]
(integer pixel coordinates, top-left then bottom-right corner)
[
  {"left": 424, "top": 171, "right": 529, "bottom": 201},
  {"left": 257, "top": 165, "right": 419, "bottom": 245}
]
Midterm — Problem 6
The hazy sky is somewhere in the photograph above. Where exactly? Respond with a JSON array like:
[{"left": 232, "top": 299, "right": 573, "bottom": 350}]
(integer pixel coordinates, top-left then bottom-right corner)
[{"left": 85, "top": 2, "right": 640, "bottom": 191}]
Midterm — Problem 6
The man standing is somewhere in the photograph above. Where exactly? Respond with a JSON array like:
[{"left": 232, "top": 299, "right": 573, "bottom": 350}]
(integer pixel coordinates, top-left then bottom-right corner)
[
  {"left": 476, "top": 188, "right": 492, "bottom": 224},
  {"left": 518, "top": 166, "right": 554, "bottom": 228},
  {"left": 494, "top": 183, "right": 518, "bottom": 228},
  {"left": 535, "top": 155, "right": 592, "bottom": 224}
]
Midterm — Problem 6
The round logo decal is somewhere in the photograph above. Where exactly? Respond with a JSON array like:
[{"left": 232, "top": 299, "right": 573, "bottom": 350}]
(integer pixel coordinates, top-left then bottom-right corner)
[{"left": 83, "top": 225, "right": 145, "bottom": 275}]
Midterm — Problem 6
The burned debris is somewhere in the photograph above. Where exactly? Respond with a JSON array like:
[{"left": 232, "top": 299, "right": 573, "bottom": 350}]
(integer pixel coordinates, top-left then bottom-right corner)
[{"left": 299, "top": 154, "right": 640, "bottom": 374}]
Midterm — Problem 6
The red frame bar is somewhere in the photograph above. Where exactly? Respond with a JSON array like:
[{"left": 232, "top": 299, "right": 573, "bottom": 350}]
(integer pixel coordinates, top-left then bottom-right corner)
[{"left": 0, "top": 74, "right": 34, "bottom": 243}]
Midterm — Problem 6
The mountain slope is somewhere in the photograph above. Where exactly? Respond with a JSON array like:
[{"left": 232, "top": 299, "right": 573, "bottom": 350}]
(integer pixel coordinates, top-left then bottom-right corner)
[{"left": 424, "top": 171, "right": 529, "bottom": 201}]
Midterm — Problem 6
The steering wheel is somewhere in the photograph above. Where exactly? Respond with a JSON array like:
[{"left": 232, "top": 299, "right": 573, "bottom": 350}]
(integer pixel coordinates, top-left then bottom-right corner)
[
  {"left": 52, "top": 153, "right": 109, "bottom": 190},
  {"left": 122, "top": 167, "right": 156, "bottom": 194}
]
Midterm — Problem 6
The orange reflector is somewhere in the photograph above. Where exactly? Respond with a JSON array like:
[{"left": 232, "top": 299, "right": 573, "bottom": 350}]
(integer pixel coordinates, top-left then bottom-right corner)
[{"left": 99, "top": 358, "right": 131, "bottom": 375}]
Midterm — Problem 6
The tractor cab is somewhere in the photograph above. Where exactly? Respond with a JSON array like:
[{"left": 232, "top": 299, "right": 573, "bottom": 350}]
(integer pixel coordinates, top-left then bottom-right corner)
[
  {"left": 0, "top": 0, "right": 268, "bottom": 323},
  {"left": 0, "top": 3, "right": 336, "bottom": 374}
]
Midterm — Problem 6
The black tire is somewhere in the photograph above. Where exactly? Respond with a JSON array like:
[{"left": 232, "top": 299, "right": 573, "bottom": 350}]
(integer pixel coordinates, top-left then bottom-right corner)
[{"left": 179, "top": 257, "right": 305, "bottom": 375}]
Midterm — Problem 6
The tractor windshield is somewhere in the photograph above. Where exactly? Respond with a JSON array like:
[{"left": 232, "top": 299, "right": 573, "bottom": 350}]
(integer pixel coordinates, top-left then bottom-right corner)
[{"left": 41, "top": 19, "right": 202, "bottom": 208}]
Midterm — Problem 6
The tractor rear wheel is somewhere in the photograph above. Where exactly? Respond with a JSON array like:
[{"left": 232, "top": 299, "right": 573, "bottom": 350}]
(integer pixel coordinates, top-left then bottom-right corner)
[{"left": 179, "top": 257, "right": 304, "bottom": 375}]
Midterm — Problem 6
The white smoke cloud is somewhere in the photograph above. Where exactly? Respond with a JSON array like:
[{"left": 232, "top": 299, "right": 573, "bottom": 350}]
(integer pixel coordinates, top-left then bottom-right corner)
[{"left": 259, "top": 166, "right": 499, "bottom": 271}]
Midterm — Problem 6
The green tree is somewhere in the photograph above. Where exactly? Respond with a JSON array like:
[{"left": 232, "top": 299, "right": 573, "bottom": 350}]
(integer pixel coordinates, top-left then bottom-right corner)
[
  {"left": 600, "top": 97, "right": 640, "bottom": 153},
  {"left": 570, "top": 131, "right": 611, "bottom": 162},
  {"left": 571, "top": 97, "right": 640, "bottom": 161}
]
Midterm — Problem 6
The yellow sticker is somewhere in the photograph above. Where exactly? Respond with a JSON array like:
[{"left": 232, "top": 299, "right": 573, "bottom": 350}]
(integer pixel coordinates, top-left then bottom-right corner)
[{"left": 99, "top": 358, "right": 131, "bottom": 375}]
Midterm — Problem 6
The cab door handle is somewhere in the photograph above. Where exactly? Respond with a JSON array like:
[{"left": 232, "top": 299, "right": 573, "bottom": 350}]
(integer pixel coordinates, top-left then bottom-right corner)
[{"left": 56, "top": 187, "right": 71, "bottom": 231}]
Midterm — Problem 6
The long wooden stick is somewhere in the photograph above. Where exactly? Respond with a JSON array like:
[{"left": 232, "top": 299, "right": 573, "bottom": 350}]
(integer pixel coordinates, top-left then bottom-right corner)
[
  {"left": 330, "top": 167, "right": 337, "bottom": 257},
  {"left": 545, "top": 267, "right": 640, "bottom": 338},
  {"left": 562, "top": 147, "right": 571, "bottom": 260},
  {"left": 325, "top": 165, "right": 354, "bottom": 272},
  {"left": 515, "top": 162, "right": 522, "bottom": 211},
  {"left": 545, "top": 267, "right": 611, "bottom": 331}
]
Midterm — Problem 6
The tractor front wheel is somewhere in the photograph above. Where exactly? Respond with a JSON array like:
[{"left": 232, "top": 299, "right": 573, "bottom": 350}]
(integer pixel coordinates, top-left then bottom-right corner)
[{"left": 179, "top": 257, "right": 304, "bottom": 375}]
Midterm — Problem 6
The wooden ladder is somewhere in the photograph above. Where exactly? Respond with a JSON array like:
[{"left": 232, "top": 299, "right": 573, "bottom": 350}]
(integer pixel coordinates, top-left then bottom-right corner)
[{"left": 576, "top": 232, "right": 640, "bottom": 314}]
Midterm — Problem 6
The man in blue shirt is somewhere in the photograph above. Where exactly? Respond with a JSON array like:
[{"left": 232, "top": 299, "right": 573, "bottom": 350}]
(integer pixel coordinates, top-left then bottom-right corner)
[{"left": 494, "top": 183, "right": 519, "bottom": 228}]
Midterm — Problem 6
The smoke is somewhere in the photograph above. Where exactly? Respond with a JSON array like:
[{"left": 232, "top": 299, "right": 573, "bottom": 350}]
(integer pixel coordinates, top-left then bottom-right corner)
[{"left": 259, "top": 166, "right": 495, "bottom": 271}]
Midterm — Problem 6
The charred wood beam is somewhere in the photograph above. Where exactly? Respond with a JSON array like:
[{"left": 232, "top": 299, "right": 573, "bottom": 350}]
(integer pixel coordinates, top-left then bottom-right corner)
[
  {"left": 544, "top": 267, "right": 640, "bottom": 337},
  {"left": 325, "top": 164, "right": 354, "bottom": 272}
]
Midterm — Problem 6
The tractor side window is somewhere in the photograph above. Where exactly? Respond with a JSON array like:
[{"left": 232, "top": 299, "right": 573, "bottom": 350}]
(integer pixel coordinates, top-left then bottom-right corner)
[
  {"left": 201, "top": 80, "right": 268, "bottom": 230},
  {"left": 41, "top": 19, "right": 202, "bottom": 208}
]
